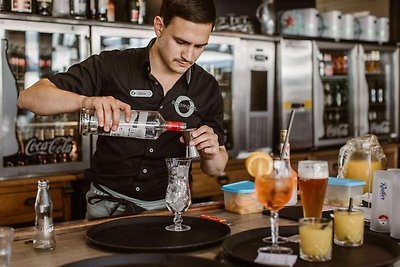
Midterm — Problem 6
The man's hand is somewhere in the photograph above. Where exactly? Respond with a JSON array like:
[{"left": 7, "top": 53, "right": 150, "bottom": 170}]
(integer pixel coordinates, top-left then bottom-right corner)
[
  {"left": 82, "top": 96, "right": 131, "bottom": 132},
  {"left": 182, "top": 125, "right": 220, "bottom": 159}
]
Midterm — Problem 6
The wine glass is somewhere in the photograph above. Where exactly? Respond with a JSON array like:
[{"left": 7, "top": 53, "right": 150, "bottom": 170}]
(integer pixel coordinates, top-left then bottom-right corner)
[
  {"left": 165, "top": 158, "right": 192, "bottom": 232},
  {"left": 255, "top": 159, "right": 293, "bottom": 254}
]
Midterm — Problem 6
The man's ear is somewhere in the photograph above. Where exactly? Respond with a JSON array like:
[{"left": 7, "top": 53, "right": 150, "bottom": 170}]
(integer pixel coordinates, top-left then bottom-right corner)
[{"left": 154, "top": 16, "right": 164, "bottom": 37}]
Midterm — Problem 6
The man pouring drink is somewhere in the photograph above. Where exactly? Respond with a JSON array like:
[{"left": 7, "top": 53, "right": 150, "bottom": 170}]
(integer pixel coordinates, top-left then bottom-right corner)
[{"left": 17, "top": 0, "right": 228, "bottom": 218}]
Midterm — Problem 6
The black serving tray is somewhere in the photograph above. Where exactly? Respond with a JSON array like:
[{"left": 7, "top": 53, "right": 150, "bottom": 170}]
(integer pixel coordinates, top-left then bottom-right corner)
[
  {"left": 86, "top": 216, "right": 231, "bottom": 252},
  {"left": 62, "top": 253, "right": 231, "bottom": 267},
  {"left": 223, "top": 226, "right": 400, "bottom": 267}
]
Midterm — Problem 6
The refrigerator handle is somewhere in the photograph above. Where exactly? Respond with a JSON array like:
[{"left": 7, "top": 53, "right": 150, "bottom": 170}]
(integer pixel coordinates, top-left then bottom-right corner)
[{"left": 358, "top": 46, "right": 369, "bottom": 136}]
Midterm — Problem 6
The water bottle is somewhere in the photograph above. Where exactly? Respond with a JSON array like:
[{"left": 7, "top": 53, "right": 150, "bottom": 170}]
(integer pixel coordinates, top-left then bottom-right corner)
[
  {"left": 388, "top": 169, "right": 400, "bottom": 238},
  {"left": 370, "top": 170, "right": 392, "bottom": 233},
  {"left": 33, "top": 180, "right": 56, "bottom": 250}
]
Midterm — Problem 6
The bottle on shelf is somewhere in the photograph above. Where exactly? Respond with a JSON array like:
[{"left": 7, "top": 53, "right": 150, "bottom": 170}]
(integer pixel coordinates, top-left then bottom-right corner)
[
  {"left": 36, "top": 0, "right": 52, "bottom": 15},
  {"left": 52, "top": 0, "right": 70, "bottom": 17},
  {"left": 70, "top": 0, "right": 87, "bottom": 20},
  {"left": 129, "top": 0, "right": 139, "bottom": 24},
  {"left": 33, "top": 180, "right": 56, "bottom": 251},
  {"left": 11, "top": 0, "right": 34, "bottom": 13},
  {"left": 80, "top": 107, "right": 187, "bottom": 140},
  {"left": 280, "top": 129, "right": 298, "bottom": 206},
  {"left": 97, "top": 0, "right": 107, "bottom": 21},
  {"left": 107, "top": 0, "right": 115, "bottom": 22}
]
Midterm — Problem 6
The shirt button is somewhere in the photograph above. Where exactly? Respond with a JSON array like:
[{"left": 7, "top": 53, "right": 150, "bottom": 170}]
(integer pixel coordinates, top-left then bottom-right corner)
[
  {"left": 143, "top": 169, "right": 148, "bottom": 174},
  {"left": 135, "top": 187, "right": 140, "bottom": 192},
  {"left": 160, "top": 105, "right": 163, "bottom": 109},
  {"left": 154, "top": 81, "right": 159, "bottom": 85},
  {"left": 149, "top": 148, "right": 154, "bottom": 153}
]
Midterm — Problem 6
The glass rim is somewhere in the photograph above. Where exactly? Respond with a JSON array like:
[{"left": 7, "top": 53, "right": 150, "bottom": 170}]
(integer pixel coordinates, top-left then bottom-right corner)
[
  {"left": 298, "top": 160, "right": 328, "bottom": 166},
  {"left": 165, "top": 157, "right": 192, "bottom": 162},
  {"left": 299, "top": 217, "right": 332, "bottom": 224}
]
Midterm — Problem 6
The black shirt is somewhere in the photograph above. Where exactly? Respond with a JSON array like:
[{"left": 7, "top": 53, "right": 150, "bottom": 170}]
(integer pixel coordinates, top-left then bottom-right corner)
[{"left": 49, "top": 40, "right": 224, "bottom": 201}]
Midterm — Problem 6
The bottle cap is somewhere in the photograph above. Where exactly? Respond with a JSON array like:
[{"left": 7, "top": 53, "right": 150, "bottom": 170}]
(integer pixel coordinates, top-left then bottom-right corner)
[{"left": 166, "top": 122, "right": 187, "bottom": 131}]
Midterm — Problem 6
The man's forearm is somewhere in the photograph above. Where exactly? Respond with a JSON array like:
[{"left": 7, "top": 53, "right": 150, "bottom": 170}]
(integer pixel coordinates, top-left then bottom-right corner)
[
  {"left": 17, "top": 79, "right": 86, "bottom": 115},
  {"left": 200, "top": 146, "right": 228, "bottom": 176}
]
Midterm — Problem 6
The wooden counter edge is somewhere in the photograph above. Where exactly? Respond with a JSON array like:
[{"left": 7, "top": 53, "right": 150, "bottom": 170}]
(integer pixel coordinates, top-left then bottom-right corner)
[{"left": 13, "top": 201, "right": 225, "bottom": 241}]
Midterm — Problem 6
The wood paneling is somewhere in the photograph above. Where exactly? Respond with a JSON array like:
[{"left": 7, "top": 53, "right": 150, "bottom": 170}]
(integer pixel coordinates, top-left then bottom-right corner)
[{"left": 316, "top": 0, "right": 389, "bottom": 17}]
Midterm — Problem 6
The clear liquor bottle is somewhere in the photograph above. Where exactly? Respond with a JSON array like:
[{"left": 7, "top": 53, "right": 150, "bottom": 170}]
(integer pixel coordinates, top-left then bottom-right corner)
[
  {"left": 280, "top": 129, "right": 298, "bottom": 206},
  {"left": 33, "top": 180, "right": 56, "bottom": 250},
  {"left": 80, "top": 107, "right": 187, "bottom": 140}
]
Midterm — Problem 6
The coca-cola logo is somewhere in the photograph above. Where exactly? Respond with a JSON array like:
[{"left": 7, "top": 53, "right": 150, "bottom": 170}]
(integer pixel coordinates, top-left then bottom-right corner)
[
  {"left": 326, "top": 123, "right": 349, "bottom": 138},
  {"left": 25, "top": 137, "right": 74, "bottom": 156},
  {"left": 370, "top": 121, "right": 390, "bottom": 134}
]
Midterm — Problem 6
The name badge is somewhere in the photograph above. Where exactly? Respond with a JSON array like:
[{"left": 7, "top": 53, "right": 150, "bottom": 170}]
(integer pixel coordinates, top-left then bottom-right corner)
[{"left": 130, "top": 90, "right": 153, "bottom": 98}]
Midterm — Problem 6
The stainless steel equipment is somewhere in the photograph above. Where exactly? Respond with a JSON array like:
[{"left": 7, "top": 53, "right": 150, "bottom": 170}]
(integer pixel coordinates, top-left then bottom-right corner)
[
  {"left": 240, "top": 37, "right": 276, "bottom": 151},
  {"left": 0, "top": 19, "right": 91, "bottom": 178},
  {"left": 277, "top": 38, "right": 313, "bottom": 150}
]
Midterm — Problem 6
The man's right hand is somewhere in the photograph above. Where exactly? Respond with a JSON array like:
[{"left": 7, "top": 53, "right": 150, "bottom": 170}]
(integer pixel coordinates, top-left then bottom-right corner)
[{"left": 82, "top": 96, "right": 131, "bottom": 132}]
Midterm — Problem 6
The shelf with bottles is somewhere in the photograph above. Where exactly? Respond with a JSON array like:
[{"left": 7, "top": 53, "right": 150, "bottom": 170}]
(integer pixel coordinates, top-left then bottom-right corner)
[
  {"left": 3, "top": 112, "right": 82, "bottom": 168},
  {"left": 1, "top": 0, "right": 147, "bottom": 25},
  {"left": 364, "top": 50, "right": 383, "bottom": 74},
  {"left": 318, "top": 51, "right": 348, "bottom": 77}
]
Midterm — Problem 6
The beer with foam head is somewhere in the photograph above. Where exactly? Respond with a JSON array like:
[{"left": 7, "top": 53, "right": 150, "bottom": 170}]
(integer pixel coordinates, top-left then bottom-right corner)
[{"left": 298, "top": 161, "right": 329, "bottom": 218}]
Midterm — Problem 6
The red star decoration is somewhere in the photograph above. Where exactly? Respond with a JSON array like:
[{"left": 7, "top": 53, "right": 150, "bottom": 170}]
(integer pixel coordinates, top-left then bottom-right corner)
[{"left": 284, "top": 15, "right": 295, "bottom": 26}]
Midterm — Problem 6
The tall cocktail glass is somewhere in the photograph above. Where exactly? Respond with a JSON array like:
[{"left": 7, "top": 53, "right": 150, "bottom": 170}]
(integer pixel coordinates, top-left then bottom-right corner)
[{"left": 165, "top": 158, "right": 192, "bottom": 232}]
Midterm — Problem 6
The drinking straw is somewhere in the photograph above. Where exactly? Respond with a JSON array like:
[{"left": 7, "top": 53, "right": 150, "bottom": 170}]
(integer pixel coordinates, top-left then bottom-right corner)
[
  {"left": 348, "top": 197, "right": 353, "bottom": 212},
  {"left": 281, "top": 110, "right": 295, "bottom": 159}
]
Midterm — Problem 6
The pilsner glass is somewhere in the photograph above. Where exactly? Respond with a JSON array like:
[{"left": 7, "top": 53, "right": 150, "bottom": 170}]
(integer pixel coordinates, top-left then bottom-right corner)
[
  {"left": 255, "top": 159, "right": 293, "bottom": 254},
  {"left": 298, "top": 160, "right": 329, "bottom": 218}
]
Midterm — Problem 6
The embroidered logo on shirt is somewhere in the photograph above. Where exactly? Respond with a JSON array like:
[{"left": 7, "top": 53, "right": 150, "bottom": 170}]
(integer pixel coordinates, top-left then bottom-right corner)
[
  {"left": 130, "top": 90, "right": 153, "bottom": 98},
  {"left": 172, "top": 96, "right": 196, "bottom": 118}
]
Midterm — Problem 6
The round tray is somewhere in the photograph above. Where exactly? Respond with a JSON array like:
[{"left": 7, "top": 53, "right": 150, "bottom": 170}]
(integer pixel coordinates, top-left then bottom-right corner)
[
  {"left": 62, "top": 253, "right": 230, "bottom": 267},
  {"left": 86, "top": 216, "right": 231, "bottom": 252},
  {"left": 223, "top": 226, "right": 400, "bottom": 267}
]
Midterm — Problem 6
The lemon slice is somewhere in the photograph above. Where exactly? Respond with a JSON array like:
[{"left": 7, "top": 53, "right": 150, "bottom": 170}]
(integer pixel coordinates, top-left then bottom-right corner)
[{"left": 245, "top": 151, "right": 273, "bottom": 177}]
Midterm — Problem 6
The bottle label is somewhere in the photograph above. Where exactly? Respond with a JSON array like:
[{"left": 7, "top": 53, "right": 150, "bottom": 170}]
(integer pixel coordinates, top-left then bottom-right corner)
[
  {"left": 12, "top": 0, "right": 32, "bottom": 12},
  {"left": 106, "top": 110, "right": 148, "bottom": 138},
  {"left": 42, "top": 223, "right": 54, "bottom": 234}
]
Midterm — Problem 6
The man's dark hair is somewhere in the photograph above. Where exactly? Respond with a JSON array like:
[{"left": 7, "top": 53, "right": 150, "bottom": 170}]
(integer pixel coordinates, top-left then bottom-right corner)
[{"left": 159, "top": 0, "right": 216, "bottom": 28}]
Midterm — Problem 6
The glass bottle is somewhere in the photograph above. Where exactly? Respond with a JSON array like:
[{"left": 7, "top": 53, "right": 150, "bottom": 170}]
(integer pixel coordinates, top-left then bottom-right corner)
[
  {"left": 36, "top": 0, "right": 52, "bottom": 16},
  {"left": 280, "top": 129, "right": 298, "bottom": 206},
  {"left": 129, "top": 0, "right": 139, "bottom": 24},
  {"left": 107, "top": 0, "right": 115, "bottom": 22},
  {"left": 33, "top": 180, "right": 56, "bottom": 250},
  {"left": 70, "top": 0, "right": 87, "bottom": 19},
  {"left": 80, "top": 107, "right": 187, "bottom": 140},
  {"left": 11, "top": 0, "right": 33, "bottom": 13}
]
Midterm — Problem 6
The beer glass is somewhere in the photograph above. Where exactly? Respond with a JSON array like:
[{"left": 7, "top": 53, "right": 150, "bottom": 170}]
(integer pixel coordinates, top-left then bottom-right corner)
[
  {"left": 255, "top": 159, "right": 293, "bottom": 254},
  {"left": 165, "top": 158, "right": 192, "bottom": 232},
  {"left": 298, "top": 160, "right": 329, "bottom": 218}
]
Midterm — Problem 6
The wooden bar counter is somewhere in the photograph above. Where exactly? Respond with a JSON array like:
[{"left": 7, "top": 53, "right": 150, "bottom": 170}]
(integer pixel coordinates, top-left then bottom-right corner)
[{"left": 9, "top": 201, "right": 400, "bottom": 267}]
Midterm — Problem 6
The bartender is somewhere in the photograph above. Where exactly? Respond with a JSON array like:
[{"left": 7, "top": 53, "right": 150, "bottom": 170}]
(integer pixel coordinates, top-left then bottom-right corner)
[{"left": 17, "top": 0, "right": 228, "bottom": 218}]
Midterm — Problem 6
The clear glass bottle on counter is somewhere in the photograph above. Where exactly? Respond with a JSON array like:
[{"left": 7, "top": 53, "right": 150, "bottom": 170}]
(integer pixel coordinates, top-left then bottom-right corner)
[
  {"left": 80, "top": 107, "right": 187, "bottom": 139},
  {"left": 33, "top": 180, "right": 56, "bottom": 251}
]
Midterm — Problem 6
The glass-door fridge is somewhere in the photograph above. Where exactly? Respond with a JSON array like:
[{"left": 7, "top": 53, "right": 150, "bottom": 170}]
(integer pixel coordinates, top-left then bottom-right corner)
[
  {"left": 313, "top": 41, "right": 358, "bottom": 148},
  {"left": 91, "top": 26, "right": 245, "bottom": 157},
  {"left": 0, "top": 19, "right": 91, "bottom": 178},
  {"left": 358, "top": 45, "right": 399, "bottom": 142}
]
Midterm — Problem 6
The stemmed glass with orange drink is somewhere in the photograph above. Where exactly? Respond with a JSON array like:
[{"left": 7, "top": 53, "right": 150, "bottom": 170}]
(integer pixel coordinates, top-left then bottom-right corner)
[{"left": 246, "top": 152, "right": 294, "bottom": 254}]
